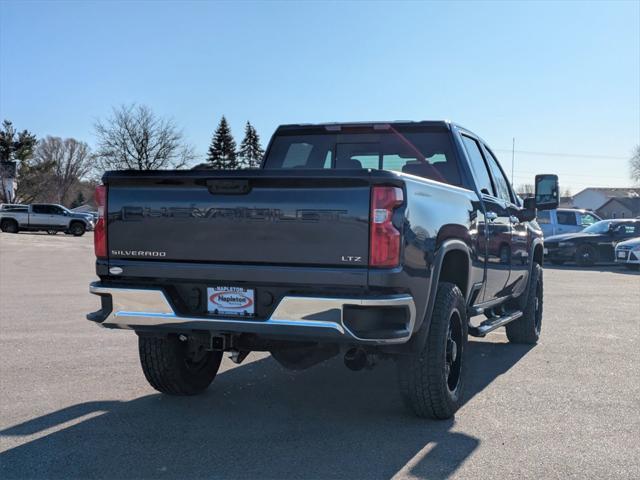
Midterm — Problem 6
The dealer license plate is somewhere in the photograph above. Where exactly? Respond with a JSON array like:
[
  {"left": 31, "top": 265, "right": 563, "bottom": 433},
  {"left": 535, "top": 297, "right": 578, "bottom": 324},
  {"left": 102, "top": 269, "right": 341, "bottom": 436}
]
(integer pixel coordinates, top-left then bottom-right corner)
[{"left": 207, "top": 286, "right": 255, "bottom": 316}]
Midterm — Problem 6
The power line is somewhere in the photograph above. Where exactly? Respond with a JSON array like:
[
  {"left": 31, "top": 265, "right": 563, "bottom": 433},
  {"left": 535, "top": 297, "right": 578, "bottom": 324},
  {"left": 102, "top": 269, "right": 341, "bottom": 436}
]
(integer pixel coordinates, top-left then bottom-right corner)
[
  {"left": 494, "top": 149, "right": 628, "bottom": 160},
  {"left": 513, "top": 169, "right": 629, "bottom": 180}
]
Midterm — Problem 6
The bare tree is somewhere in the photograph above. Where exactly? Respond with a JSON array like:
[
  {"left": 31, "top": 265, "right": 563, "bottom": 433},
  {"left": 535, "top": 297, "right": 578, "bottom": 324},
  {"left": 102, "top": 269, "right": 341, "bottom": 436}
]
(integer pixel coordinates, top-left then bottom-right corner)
[
  {"left": 13, "top": 160, "right": 56, "bottom": 204},
  {"left": 94, "top": 104, "right": 196, "bottom": 172},
  {"left": 631, "top": 145, "right": 640, "bottom": 184},
  {"left": 35, "top": 136, "right": 94, "bottom": 205},
  {"left": 517, "top": 183, "right": 535, "bottom": 197}
]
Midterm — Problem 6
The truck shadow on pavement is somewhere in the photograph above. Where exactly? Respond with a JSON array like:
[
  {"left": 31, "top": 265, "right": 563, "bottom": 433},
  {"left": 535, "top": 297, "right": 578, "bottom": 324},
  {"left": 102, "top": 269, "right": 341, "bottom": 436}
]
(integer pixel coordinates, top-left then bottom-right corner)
[{"left": 0, "top": 340, "right": 532, "bottom": 480}]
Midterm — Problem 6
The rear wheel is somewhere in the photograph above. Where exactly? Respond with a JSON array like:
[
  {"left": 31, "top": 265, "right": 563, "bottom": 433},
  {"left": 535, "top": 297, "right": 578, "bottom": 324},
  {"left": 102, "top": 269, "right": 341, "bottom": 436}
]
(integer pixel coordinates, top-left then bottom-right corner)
[
  {"left": 506, "top": 263, "right": 543, "bottom": 344},
  {"left": 69, "top": 222, "right": 85, "bottom": 237},
  {"left": 575, "top": 244, "right": 597, "bottom": 267},
  {"left": 138, "top": 335, "right": 223, "bottom": 395},
  {"left": 0, "top": 219, "right": 19, "bottom": 233},
  {"left": 397, "top": 282, "right": 467, "bottom": 419},
  {"left": 46, "top": 229, "right": 58, "bottom": 235}
]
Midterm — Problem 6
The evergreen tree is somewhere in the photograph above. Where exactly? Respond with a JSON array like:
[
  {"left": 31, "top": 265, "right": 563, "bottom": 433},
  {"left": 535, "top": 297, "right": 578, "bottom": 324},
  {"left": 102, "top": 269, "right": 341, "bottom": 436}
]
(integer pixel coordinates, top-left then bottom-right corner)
[
  {"left": 70, "top": 191, "right": 86, "bottom": 209},
  {"left": 0, "top": 120, "right": 41, "bottom": 203},
  {"left": 237, "top": 121, "right": 264, "bottom": 169},
  {"left": 207, "top": 116, "right": 238, "bottom": 169}
]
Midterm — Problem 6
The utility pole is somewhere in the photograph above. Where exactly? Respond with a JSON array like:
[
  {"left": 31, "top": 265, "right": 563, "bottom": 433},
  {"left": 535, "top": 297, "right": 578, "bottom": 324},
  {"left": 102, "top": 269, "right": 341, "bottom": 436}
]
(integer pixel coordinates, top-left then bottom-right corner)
[{"left": 511, "top": 137, "right": 515, "bottom": 186}]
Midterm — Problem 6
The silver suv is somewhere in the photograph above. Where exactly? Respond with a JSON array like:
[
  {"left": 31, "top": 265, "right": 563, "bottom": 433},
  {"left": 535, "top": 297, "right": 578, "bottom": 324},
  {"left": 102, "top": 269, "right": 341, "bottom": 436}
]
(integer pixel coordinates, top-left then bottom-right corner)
[{"left": 536, "top": 208, "right": 601, "bottom": 237}]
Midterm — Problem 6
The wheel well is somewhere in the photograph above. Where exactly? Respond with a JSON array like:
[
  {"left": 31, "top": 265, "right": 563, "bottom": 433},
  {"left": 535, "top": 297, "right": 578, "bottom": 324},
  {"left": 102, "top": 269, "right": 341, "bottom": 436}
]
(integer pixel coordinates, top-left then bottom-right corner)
[
  {"left": 438, "top": 249, "right": 469, "bottom": 296},
  {"left": 533, "top": 244, "right": 543, "bottom": 266},
  {"left": 1, "top": 218, "right": 17, "bottom": 225},
  {"left": 69, "top": 220, "right": 84, "bottom": 227}
]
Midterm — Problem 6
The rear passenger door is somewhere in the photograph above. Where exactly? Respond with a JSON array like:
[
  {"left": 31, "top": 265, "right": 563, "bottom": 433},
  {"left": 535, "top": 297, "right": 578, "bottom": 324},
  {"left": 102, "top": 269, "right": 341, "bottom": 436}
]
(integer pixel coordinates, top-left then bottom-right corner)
[
  {"left": 481, "top": 144, "right": 529, "bottom": 298},
  {"left": 29, "top": 204, "right": 52, "bottom": 227},
  {"left": 555, "top": 210, "right": 579, "bottom": 234},
  {"left": 461, "top": 135, "right": 511, "bottom": 303}
]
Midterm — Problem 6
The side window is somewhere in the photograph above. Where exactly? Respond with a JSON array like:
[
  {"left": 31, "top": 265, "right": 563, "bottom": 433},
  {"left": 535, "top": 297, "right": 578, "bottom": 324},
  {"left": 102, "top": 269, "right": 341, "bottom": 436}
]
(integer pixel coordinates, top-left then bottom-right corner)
[
  {"left": 281, "top": 143, "right": 314, "bottom": 168},
  {"left": 579, "top": 212, "right": 598, "bottom": 227},
  {"left": 51, "top": 206, "right": 65, "bottom": 215},
  {"left": 322, "top": 151, "right": 332, "bottom": 168},
  {"left": 556, "top": 211, "right": 578, "bottom": 226},
  {"left": 481, "top": 145, "right": 512, "bottom": 203},
  {"left": 32, "top": 205, "right": 47, "bottom": 214},
  {"left": 349, "top": 154, "right": 379, "bottom": 169},
  {"left": 615, "top": 223, "right": 636, "bottom": 234},
  {"left": 536, "top": 210, "right": 551, "bottom": 224},
  {"left": 461, "top": 135, "right": 494, "bottom": 196}
]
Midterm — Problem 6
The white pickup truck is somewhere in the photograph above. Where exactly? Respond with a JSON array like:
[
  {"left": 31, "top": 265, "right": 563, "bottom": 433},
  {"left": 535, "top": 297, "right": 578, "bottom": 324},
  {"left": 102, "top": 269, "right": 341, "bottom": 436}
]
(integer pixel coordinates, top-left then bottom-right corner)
[{"left": 0, "top": 203, "right": 94, "bottom": 236}]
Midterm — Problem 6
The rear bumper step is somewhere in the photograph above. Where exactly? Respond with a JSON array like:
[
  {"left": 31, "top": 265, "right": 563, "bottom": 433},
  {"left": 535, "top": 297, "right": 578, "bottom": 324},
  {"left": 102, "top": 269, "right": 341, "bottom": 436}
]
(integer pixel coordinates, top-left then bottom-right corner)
[{"left": 87, "top": 282, "right": 416, "bottom": 345}]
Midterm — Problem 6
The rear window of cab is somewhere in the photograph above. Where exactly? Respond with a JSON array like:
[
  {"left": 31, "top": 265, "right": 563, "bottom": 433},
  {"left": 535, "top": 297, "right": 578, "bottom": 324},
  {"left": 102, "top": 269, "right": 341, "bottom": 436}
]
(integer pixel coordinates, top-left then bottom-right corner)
[{"left": 263, "top": 128, "right": 463, "bottom": 187}]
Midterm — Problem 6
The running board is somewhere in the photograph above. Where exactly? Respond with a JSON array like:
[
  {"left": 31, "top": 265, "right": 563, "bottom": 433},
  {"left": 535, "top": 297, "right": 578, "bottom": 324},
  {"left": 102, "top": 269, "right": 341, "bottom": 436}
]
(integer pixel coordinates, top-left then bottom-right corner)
[{"left": 468, "top": 311, "right": 523, "bottom": 337}]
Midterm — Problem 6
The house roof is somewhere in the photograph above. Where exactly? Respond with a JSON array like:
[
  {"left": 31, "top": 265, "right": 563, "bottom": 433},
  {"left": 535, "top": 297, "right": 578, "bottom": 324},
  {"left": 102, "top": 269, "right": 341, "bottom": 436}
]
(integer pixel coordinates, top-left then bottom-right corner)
[
  {"left": 574, "top": 187, "right": 640, "bottom": 198},
  {"left": 596, "top": 197, "right": 640, "bottom": 215}
]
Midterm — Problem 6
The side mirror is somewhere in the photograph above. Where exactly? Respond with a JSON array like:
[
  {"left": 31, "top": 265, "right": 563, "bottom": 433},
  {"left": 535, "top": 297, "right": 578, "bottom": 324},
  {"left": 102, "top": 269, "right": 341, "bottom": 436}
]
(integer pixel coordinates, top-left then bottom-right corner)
[
  {"left": 513, "top": 197, "right": 537, "bottom": 222},
  {"left": 534, "top": 174, "right": 559, "bottom": 211}
]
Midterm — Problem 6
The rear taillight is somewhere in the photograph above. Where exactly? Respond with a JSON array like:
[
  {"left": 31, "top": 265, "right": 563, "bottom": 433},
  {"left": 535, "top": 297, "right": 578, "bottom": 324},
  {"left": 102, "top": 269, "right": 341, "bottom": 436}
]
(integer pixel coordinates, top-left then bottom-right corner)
[
  {"left": 369, "top": 186, "right": 404, "bottom": 267},
  {"left": 94, "top": 185, "right": 107, "bottom": 258}
]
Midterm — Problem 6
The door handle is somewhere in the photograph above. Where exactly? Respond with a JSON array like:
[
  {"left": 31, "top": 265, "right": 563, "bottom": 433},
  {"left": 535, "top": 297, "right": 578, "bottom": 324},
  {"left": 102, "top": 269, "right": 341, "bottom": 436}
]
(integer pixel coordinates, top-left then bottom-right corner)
[{"left": 486, "top": 211, "right": 498, "bottom": 221}]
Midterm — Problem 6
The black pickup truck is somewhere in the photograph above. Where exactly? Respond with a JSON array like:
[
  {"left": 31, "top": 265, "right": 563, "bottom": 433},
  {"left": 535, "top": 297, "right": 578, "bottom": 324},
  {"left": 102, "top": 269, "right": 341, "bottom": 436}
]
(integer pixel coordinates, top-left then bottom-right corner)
[{"left": 88, "top": 121, "right": 558, "bottom": 419}]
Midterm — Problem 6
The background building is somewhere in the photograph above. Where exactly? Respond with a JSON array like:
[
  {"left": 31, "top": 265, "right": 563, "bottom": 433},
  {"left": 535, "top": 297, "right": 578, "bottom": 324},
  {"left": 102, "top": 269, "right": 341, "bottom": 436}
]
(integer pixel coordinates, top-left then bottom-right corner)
[
  {"left": 571, "top": 187, "right": 640, "bottom": 211},
  {"left": 596, "top": 197, "right": 640, "bottom": 219}
]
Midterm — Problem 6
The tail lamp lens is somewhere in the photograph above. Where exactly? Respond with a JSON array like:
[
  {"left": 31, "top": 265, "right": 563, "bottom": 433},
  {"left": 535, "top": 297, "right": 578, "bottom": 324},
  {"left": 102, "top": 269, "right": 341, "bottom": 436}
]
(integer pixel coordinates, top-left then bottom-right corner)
[
  {"left": 370, "top": 186, "right": 403, "bottom": 267},
  {"left": 94, "top": 185, "right": 107, "bottom": 258}
]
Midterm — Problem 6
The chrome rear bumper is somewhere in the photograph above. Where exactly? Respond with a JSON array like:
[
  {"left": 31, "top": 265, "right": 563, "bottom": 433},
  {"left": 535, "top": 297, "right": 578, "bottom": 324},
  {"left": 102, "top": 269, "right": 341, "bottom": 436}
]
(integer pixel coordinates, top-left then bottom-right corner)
[{"left": 88, "top": 283, "right": 416, "bottom": 345}]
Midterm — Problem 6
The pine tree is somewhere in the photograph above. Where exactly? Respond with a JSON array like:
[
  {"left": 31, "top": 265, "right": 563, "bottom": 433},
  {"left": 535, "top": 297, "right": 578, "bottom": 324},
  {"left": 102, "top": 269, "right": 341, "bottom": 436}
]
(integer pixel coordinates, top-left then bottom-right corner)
[
  {"left": 70, "top": 191, "right": 86, "bottom": 208},
  {"left": 237, "top": 121, "right": 265, "bottom": 169},
  {"left": 207, "top": 116, "right": 238, "bottom": 169}
]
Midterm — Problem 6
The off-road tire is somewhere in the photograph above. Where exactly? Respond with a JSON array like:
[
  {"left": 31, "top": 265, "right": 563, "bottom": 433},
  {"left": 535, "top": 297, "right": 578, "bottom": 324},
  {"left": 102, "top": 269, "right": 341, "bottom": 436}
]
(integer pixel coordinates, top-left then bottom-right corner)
[
  {"left": 575, "top": 244, "right": 597, "bottom": 267},
  {"left": 46, "top": 230, "right": 58, "bottom": 235},
  {"left": 397, "top": 282, "right": 467, "bottom": 419},
  {"left": 506, "top": 263, "right": 543, "bottom": 344},
  {"left": 0, "top": 219, "right": 19, "bottom": 233},
  {"left": 69, "top": 222, "right": 85, "bottom": 237},
  {"left": 138, "top": 335, "right": 223, "bottom": 395}
]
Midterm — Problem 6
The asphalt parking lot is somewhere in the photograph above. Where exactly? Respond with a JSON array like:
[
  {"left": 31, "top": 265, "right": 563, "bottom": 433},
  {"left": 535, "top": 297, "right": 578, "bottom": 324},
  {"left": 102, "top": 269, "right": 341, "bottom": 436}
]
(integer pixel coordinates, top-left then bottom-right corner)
[{"left": 0, "top": 232, "right": 638, "bottom": 480}]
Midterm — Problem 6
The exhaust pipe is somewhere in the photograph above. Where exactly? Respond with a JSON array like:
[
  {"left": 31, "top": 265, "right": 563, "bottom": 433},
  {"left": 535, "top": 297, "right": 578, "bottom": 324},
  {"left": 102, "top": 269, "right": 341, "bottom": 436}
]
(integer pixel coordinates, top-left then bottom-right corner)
[{"left": 344, "top": 348, "right": 372, "bottom": 371}]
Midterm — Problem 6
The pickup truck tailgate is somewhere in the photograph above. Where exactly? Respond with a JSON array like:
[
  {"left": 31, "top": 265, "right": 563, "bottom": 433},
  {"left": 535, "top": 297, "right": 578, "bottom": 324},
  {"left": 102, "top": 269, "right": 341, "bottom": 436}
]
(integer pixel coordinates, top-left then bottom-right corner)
[{"left": 105, "top": 171, "right": 372, "bottom": 267}]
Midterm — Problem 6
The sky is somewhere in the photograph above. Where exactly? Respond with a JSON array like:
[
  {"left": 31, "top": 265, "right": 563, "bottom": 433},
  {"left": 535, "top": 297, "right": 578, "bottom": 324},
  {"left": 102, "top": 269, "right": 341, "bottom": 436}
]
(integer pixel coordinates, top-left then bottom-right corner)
[{"left": 1, "top": 0, "right": 639, "bottom": 193}]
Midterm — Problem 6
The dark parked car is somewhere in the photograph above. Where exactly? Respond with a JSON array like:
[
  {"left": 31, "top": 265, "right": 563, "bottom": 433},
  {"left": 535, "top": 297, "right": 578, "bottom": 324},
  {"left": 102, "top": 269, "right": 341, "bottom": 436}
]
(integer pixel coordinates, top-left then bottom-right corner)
[
  {"left": 545, "top": 219, "right": 640, "bottom": 266},
  {"left": 87, "top": 120, "right": 559, "bottom": 419}
]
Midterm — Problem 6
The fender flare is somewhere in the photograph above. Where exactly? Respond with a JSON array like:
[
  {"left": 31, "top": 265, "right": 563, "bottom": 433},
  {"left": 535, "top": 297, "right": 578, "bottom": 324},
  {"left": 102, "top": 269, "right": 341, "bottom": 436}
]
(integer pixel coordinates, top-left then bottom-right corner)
[
  {"left": 510, "top": 237, "right": 544, "bottom": 309},
  {"left": 529, "top": 237, "right": 544, "bottom": 274},
  {"left": 404, "top": 239, "right": 472, "bottom": 353}
]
